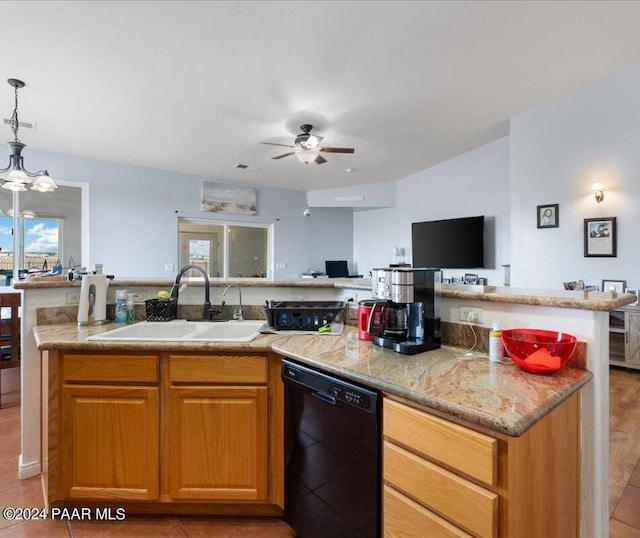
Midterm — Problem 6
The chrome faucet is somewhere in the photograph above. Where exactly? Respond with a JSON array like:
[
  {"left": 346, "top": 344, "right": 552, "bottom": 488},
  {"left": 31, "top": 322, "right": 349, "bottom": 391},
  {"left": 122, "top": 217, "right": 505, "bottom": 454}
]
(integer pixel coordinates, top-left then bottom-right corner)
[
  {"left": 222, "top": 284, "right": 244, "bottom": 322},
  {"left": 170, "top": 264, "right": 222, "bottom": 320}
]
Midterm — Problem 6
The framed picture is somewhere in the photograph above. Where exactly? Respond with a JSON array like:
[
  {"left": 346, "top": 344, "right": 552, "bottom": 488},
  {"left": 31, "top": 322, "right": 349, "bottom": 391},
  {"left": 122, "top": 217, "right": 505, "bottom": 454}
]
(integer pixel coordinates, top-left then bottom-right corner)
[
  {"left": 625, "top": 288, "right": 639, "bottom": 305},
  {"left": 584, "top": 217, "right": 617, "bottom": 257},
  {"left": 202, "top": 181, "right": 257, "bottom": 215},
  {"left": 602, "top": 279, "right": 626, "bottom": 293},
  {"left": 478, "top": 277, "right": 487, "bottom": 285},
  {"left": 537, "top": 204, "right": 559, "bottom": 229},
  {"left": 442, "top": 277, "right": 451, "bottom": 284},
  {"left": 451, "top": 276, "right": 461, "bottom": 284},
  {"left": 463, "top": 273, "right": 478, "bottom": 284}
]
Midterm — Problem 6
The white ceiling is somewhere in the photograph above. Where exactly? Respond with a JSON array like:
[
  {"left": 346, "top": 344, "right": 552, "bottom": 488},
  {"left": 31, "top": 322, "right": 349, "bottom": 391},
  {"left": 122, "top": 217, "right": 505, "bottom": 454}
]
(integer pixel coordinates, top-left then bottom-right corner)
[{"left": 2, "top": 1, "right": 640, "bottom": 191}]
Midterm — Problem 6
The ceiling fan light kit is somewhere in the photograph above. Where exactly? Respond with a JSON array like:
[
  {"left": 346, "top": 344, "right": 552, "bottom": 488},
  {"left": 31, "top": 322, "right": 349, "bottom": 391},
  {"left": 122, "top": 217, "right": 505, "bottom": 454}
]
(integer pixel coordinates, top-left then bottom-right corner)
[
  {"left": 0, "top": 78, "right": 57, "bottom": 192},
  {"left": 296, "top": 149, "right": 320, "bottom": 164}
]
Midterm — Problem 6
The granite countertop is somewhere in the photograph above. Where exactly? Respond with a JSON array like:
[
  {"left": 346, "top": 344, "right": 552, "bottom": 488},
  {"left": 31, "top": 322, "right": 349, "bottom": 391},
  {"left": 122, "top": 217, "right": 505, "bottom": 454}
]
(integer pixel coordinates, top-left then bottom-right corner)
[
  {"left": 34, "top": 322, "right": 592, "bottom": 438},
  {"left": 17, "top": 278, "right": 634, "bottom": 311}
]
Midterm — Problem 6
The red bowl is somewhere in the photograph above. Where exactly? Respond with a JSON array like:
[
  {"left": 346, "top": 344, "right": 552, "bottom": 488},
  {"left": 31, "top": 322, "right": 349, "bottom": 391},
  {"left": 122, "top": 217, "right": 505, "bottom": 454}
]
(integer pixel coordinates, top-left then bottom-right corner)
[{"left": 501, "top": 329, "right": 577, "bottom": 374}]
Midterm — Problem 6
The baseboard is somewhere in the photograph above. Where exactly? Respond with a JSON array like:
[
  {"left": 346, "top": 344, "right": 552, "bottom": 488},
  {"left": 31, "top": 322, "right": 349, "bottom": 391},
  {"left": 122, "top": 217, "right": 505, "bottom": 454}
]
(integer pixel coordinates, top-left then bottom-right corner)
[{"left": 18, "top": 454, "right": 41, "bottom": 479}]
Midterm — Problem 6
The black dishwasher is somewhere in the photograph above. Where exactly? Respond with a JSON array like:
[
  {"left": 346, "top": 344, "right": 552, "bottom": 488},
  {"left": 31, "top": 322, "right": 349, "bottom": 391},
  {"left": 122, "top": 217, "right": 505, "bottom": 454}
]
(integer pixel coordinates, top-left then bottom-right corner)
[{"left": 281, "top": 359, "right": 381, "bottom": 538}]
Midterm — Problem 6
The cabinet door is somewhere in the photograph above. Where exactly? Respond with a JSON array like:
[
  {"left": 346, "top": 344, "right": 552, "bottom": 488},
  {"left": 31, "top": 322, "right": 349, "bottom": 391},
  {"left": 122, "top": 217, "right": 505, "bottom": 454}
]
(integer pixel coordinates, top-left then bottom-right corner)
[
  {"left": 60, "top": 385, "right": 159, "bottom": 500},
  {"left": 169, "top": 385, "right": 268, "bottom": 501},
  {"left": 626, "top": 312, "right": 640, "bottom": 364}
]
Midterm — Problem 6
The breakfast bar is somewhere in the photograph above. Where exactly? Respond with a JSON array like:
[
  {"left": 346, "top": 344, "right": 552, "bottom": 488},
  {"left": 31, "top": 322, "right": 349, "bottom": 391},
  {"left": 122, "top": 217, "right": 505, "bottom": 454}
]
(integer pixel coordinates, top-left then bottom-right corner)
[{"left": 19, "top": 278, "right": 637, "bottom": 536}]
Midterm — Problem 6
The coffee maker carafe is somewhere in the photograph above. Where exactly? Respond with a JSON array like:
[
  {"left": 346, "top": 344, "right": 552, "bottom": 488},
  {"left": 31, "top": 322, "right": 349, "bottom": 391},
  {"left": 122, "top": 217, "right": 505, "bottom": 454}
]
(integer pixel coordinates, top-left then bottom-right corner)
[{"left": 368, "top": 267, "right": 441, "bottom": 355}]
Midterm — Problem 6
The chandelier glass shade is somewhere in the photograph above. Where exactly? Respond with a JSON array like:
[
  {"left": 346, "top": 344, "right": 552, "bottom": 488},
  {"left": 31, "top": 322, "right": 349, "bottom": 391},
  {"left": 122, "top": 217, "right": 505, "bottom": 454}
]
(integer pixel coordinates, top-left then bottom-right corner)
[{"left": 0, "top": 79, "right": 57, "bottom": 192}]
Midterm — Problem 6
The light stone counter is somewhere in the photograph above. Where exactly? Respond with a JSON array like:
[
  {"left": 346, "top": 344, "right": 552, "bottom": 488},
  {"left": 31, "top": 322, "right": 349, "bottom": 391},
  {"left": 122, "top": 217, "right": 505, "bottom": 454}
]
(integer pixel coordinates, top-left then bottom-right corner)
[
  {"left": 34, "top": 322, "right": 591, "bottom": 438},
  {"left": 17, "top": 278, "right": 635, "bottom": 311}
]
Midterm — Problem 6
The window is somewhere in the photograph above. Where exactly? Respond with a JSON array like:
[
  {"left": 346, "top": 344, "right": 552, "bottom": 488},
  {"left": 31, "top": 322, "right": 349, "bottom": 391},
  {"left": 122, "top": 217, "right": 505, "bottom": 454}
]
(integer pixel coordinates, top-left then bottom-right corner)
[
  {"left": 178, "top": 218, "right": 271, "bottom": 279},
  {"left": 0, "top": 215, "right": 62, "bottom": 273}
]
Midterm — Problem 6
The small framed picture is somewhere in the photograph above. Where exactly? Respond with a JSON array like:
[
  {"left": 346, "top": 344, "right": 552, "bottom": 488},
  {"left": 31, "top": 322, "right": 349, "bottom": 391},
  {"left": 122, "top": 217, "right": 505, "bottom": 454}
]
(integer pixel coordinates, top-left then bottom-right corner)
[
  {"left": 478, "top": 277, "right": 487, "bottom": 285},
  {"left": 442, "top": 277, "right": 451, "bottom": 284},
  {"left": 602, "top": 279, "right": 626, "bottom": 293},
  {"left": 625, "top": 288, "right": 639, "bottom": 305},
  {"left": 464, "top": 273, "right": 478, "bottom": 284},
  {"left": 585, "top": 217, "right": 617, "bottom": 257},
  {"left": 451, "top": 276, "right": 461, "bottom": 284},
  {"left": 537, "top": 204, "right": 559, "bottom": 229}
]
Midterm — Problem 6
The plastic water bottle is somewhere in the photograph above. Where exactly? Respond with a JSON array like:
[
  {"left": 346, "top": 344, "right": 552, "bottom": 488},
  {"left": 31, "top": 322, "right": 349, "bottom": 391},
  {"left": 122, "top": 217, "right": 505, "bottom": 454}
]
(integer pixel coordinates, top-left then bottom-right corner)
[
  {"left": 489, "top": 322, "right": 504, "bottom": 363},
  {"left": 115, "top": 289, "right": 127, "bottom": 323},
  {"left": 126, "top": 294, "right": 136, "bottom": 325}
]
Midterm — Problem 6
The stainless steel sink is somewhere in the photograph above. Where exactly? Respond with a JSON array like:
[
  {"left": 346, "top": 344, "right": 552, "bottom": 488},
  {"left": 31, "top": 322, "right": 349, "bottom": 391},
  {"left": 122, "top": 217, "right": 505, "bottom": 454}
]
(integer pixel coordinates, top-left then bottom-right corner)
[{"left": 87, "top": 320, "right": 265, "bottom": 342}]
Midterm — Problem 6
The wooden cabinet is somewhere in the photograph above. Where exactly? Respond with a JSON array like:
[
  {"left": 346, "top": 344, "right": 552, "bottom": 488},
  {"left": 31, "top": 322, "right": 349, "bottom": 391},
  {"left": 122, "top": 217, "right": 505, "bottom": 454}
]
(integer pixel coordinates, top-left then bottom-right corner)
[
  {"left": 383, "top": 394, "right": 580, "bottom": 538},
  {"left": 57, "top": 354, "right": 160, "bottom": 501},
  {"left": 609, "top": 308, "right": 640, "bottom": 369},
  {"left": 168, "top": 355, "right": 268, "bottom": 501},
  {"left": 44, "top": 350, "right": 284, "bottom": 515}
]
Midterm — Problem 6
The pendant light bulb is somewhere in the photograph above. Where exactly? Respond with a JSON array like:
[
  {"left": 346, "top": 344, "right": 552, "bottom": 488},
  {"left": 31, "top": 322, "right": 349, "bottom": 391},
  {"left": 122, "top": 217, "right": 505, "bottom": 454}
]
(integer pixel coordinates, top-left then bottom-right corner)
[{"left": 303, "top": 205, "right": 311, "bottom": 217}]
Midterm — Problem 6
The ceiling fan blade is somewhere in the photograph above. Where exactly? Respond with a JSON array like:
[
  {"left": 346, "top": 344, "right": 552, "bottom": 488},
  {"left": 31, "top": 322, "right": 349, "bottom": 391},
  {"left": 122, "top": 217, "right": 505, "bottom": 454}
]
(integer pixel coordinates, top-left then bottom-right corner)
[
  {"left": 314, "top": 154, "right": 328, "bottom": 164},
  {"left": 319, "top": 147, "right": 355, "bottom": 154},
  {"left": 261, "top": 142, "right": 296, "bottom": 149},
  {"left": 271, "top": 152, "right": 295, "bottom": 160}
]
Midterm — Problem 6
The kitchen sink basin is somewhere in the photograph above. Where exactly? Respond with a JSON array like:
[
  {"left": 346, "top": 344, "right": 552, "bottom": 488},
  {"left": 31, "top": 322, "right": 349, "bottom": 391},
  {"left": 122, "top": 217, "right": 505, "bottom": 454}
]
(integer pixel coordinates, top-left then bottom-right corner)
[{"left": 87, "top": 319, "right": 266, "bottom": 342}]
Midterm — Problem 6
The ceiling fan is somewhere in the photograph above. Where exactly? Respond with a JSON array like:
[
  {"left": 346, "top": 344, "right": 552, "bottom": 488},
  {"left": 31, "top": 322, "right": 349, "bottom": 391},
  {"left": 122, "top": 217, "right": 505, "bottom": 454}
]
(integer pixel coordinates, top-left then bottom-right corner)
[{"left": 261, "top": 124, "right": 355, "bottom": 164}]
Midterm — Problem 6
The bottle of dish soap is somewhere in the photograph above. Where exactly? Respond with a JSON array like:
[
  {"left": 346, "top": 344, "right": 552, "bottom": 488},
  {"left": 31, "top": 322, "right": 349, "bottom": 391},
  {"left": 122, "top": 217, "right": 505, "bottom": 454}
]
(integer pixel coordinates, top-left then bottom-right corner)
[
  {"left": 126, "top": 293, "right": 136, "bottom": 325},
  {"left": 489, "top": 322, "right": 504, "bottom": 363}
]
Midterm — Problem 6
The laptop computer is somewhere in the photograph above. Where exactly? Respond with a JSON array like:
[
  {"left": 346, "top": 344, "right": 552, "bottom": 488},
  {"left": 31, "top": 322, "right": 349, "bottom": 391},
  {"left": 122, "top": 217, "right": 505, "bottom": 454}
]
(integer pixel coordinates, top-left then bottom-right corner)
[{"left": 325, "top": 260, "right": 362, "bottom": 278}]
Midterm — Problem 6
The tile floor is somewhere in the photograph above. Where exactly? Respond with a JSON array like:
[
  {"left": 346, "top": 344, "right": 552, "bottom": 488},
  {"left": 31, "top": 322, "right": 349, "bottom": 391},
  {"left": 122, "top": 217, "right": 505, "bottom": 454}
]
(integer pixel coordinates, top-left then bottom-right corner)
[
  {"left": 609, "top": 367, "right": 640, "bottom": 537},
  {"left": 2, "top": 364, "right": 640, "bottom": 537},
  {"left": 0, "top": 367, "right": 296, "bottom": 537}
]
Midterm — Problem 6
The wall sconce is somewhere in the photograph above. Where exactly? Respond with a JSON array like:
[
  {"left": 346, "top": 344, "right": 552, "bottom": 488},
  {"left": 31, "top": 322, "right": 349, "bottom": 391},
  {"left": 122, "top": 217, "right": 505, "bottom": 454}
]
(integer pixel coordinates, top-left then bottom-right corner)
[{"left": 591, "top": 182, "right": 605, "bottom": 203}]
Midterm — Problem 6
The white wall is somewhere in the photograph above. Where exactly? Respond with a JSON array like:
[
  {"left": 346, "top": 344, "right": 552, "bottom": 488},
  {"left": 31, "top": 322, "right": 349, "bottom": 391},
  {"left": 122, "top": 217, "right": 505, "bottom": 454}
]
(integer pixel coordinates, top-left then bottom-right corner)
[
  {"left": 15, "top": 150, "right": 354, "bottom": 279},
  {"left": 510, "top": 64, "right": 640, "bottom": 290},
  {"left": 353, "top": 137, "right": 510, "bottom": 284}
]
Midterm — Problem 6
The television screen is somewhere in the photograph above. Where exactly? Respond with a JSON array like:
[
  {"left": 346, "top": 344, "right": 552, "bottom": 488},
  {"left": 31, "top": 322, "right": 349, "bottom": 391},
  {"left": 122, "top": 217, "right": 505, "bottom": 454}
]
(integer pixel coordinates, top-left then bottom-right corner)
[{"left": 412, "top": 216, "right": 485, "bottom": 269}]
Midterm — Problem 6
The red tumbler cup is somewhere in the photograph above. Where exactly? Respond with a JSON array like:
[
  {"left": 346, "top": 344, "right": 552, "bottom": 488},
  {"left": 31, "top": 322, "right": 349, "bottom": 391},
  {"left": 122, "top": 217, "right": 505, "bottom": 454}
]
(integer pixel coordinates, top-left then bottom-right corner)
[{"left": 358, "top": 300, "right": 376, "bottom": 341}]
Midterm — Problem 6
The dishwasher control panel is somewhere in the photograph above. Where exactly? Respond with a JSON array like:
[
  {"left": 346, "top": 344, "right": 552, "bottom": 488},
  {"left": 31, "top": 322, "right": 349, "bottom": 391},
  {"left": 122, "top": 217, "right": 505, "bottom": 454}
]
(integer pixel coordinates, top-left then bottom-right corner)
[{"left": 282, "top": 359, "right": 379, "bottom": 414}]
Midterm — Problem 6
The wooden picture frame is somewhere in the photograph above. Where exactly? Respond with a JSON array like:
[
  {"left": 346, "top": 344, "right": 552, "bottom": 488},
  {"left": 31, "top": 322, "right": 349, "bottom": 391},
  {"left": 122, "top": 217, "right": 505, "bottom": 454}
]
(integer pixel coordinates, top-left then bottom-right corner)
[
  {"left": 537, "top": 204, "right": 559, "bottom": 229},
  {"left": 602, "top": 279, "right": 626, "bottom": 293},
  {"left": 463, "top": 273, "right": 478, "bottom": 285},
  {"left": 584, "top": 217, "right": 617, "bottom": 257}
]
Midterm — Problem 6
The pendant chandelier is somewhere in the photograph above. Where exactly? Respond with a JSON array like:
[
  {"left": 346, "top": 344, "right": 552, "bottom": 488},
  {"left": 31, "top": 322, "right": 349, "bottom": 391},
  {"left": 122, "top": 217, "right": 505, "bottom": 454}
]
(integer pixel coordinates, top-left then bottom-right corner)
[{"left": 0, "top": 78, "right": 57, "bottom": 192}]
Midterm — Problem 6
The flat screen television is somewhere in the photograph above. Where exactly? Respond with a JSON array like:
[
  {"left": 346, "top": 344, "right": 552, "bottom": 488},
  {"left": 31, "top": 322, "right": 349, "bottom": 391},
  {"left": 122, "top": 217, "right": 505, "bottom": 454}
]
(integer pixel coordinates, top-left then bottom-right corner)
[{"left": 412, "top": 215, "right": 485, "bottom": 269}]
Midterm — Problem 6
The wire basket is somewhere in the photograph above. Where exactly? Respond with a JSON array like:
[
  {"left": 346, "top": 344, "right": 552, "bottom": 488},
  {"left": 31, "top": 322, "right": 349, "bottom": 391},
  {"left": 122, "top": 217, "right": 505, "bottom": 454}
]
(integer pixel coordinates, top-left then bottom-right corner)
[
  {"left": 145, "top": 298, "right": 178, "bottom": 321},
  {"left": 263, "top": 301, "right": 345, "bottom": 331}
]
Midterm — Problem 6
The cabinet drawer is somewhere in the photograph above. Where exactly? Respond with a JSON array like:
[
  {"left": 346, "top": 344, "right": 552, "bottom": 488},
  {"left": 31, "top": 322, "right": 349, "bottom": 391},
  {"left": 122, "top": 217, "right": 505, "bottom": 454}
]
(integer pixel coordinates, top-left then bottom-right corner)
[
  {"left": 169, "top": 355, "right": 267, "bottom": 384},
  {"left": 384, "top": 441, "right": 498, "bottom": 538},
  {"left": 63, "top": 354, "right": 159, "bottom": 383},
  {"left": 384, "top": 398, "right": 497, "bottom": 486},
  {"left": 384, "top": 485, "right": 473, "bottom": 538}
]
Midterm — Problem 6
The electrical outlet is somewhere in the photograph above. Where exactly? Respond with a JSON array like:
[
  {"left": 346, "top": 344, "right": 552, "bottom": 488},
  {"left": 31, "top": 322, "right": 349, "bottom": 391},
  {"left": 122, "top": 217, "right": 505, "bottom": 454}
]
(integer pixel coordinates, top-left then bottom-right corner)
[
  {"left": 343, "top": 293, "right": 357, "bottom": 304},
  {"left": 343, "top": 293, "right": 358, "bottom": 320},
  {"left": 164, "top": 263, "right": 175, "bottom": 272},
  {"left": 66, "top": 291, "right": 81, "bottom": 305},
  {"left": 459, "top": 306, "right": 482, "bottom": 324}
]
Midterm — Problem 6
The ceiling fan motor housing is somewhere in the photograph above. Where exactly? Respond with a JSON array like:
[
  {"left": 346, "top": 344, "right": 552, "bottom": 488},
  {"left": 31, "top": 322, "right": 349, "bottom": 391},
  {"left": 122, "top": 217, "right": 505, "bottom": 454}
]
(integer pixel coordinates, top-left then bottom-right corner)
[{"left": 295, "top": 124, "right": 322, "bottom": 149}]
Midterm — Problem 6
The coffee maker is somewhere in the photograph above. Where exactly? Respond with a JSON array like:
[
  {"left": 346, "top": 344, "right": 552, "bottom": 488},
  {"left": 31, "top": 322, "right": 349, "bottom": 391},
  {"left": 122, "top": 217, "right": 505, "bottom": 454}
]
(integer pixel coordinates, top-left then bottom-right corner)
[{"left": 367, "top": 267, "right": 441, "bottom": 355}]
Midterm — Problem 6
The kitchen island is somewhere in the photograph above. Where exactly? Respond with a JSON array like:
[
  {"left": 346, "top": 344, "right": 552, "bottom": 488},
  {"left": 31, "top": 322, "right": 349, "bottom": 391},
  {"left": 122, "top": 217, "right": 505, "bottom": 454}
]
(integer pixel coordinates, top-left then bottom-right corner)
[
  {"left": 35, "top": 322, "right": 590, "bottom": 536},
  {"left": 20, "top": 278, "right": 636, "bottom": 536}
]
